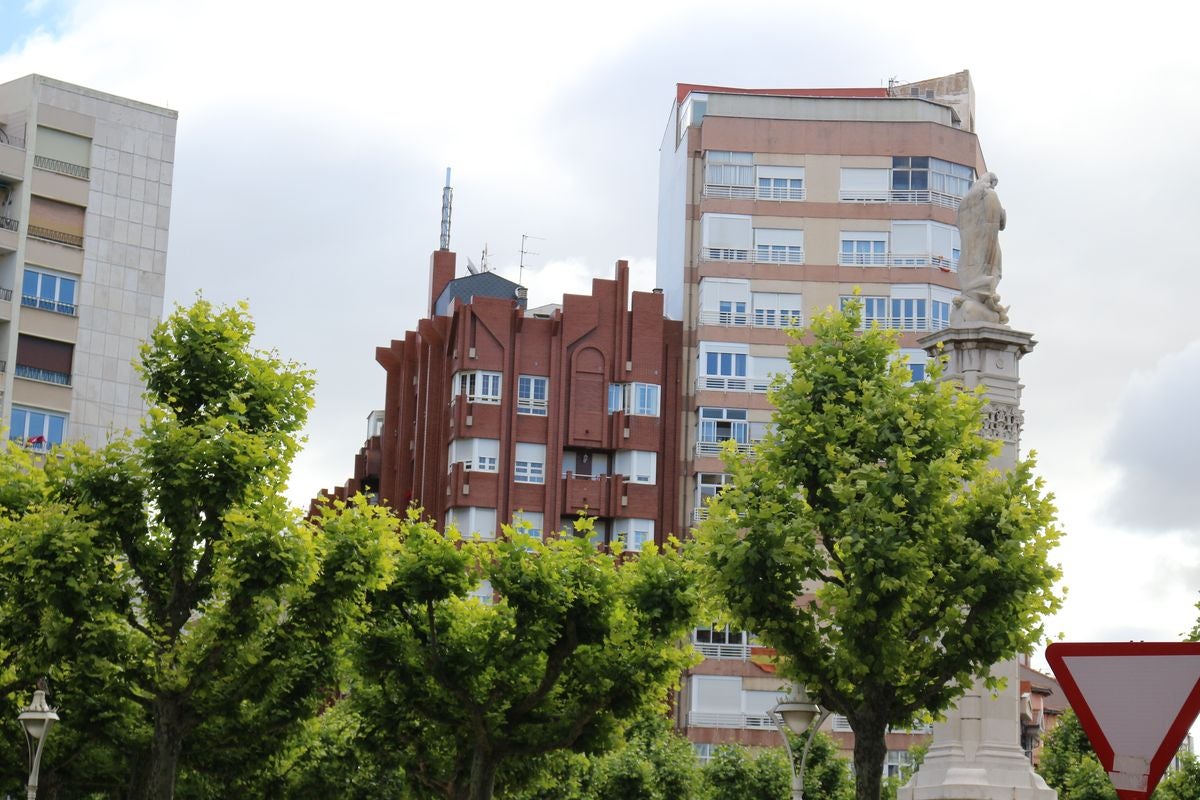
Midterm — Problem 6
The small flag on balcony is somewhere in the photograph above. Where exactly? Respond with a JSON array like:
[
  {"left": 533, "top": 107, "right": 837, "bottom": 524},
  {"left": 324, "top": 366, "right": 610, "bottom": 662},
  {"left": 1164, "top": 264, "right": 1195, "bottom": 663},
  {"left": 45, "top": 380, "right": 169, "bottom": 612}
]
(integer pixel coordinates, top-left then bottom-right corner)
[{"left": 26, "top": 435, "right": 46, "bottom": 445}]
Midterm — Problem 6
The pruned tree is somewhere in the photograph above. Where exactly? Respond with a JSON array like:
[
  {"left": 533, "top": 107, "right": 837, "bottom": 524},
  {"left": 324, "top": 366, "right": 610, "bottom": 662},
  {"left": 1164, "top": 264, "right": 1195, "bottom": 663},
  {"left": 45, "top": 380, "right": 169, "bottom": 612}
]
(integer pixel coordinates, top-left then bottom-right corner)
[
  {"left": 696, "top": 302, "right": 1063, "bottom": 800},
  {"left": 354, "top": 516, "right": 700, "bottom": 800}
]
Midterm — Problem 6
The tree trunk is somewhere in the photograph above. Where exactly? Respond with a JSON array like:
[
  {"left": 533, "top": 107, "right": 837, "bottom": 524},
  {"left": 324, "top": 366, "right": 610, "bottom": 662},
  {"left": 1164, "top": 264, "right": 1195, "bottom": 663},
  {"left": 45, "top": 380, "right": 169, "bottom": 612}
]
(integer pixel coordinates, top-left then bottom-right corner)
[
  {"left": 134, "top": 696, "right": 186, "bottom": 800},
  {"left": 467, "top": 746, "right": 498, "bottom": 800},
  {"left": 850, "top": 715, "right": 888, "bottom": 800}
]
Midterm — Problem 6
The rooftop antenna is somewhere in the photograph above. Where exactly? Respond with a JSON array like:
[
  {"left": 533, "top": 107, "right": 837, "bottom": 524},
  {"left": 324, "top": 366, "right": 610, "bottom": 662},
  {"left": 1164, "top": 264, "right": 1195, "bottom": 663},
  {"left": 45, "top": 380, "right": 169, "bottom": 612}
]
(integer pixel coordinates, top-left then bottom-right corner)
[
  {"left": 481, "top": 244, "right": 490, "bottom": 272},
  {"left": 439, "top": 167, "right": 453, "bottom": 251},
  {"left": 519, "top": 233, "right": 544, "bottom": 285}
]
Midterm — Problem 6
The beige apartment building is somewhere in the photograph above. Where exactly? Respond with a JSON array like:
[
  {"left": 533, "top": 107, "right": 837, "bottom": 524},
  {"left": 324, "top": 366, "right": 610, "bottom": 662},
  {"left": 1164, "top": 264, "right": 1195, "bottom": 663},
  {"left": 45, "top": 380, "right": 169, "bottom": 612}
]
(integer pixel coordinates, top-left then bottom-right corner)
[
  {"left": 656, "top": 71, "right": 985, "bottom": 766},
  {"left": 0, "top": 75, "right": 176, "bottom": 449}
]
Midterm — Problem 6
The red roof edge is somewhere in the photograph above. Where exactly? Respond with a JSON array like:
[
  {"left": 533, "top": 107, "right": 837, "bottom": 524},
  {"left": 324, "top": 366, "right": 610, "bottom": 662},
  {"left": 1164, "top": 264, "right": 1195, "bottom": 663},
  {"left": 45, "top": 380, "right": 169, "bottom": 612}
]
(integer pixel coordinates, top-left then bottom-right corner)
[{"left": 676, "top": 82, "right": 889, "bottom": 105}]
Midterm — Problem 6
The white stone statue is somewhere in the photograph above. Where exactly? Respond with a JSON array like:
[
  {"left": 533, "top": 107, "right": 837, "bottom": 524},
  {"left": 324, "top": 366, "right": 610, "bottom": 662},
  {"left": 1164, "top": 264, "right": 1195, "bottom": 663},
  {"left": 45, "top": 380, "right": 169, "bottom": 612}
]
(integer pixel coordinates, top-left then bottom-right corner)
[{"left": 952, "top": 172, "right": 1009, "bottom": 325}]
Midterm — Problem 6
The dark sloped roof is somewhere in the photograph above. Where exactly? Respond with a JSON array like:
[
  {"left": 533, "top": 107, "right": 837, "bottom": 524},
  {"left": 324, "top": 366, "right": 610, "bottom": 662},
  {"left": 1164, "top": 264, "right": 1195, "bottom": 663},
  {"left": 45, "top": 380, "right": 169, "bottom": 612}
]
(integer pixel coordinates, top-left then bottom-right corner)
[{"left": 435, "top": 271, "right": 527, "bottom": 314}]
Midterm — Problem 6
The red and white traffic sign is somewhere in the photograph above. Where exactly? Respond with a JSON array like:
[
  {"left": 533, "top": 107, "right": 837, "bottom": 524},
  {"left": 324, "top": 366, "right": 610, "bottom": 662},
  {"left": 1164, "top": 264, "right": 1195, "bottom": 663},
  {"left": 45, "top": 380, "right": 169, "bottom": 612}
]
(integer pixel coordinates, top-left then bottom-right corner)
[{"left": 1045, "top": 642, "right": 1200, "bottom": 800}]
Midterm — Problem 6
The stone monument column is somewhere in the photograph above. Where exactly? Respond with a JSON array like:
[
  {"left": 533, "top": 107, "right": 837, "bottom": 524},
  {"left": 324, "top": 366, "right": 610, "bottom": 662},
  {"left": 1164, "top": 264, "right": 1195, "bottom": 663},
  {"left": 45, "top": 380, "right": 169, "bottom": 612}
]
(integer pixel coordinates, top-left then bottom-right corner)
[{"left": 899, "top": 174, "right": 1055, "bottom": 800}]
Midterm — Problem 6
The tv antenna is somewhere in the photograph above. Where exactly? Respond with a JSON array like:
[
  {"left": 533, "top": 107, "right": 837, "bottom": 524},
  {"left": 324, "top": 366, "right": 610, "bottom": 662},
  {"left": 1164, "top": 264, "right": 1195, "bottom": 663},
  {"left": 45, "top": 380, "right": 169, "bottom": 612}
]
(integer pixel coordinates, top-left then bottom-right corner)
[
  {"left": 519, "top": 233, "right": 544, "bottom": 285},
  {"left": 439, "top": 167, "right": 453, "bottom": 251}
]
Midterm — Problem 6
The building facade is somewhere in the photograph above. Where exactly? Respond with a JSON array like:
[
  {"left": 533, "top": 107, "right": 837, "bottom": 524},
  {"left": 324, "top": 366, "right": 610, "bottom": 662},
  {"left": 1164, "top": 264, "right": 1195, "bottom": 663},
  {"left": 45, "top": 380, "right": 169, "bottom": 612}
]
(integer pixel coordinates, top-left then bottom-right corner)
[
  {"left": 0, "top": 75, "right": 176, "bottom": 449},
  {"left": 326, "top": 249, "right": 684, "bottom": 553},
  {"left": 658, "top": 71, "right": 984, "bottom": 760}
]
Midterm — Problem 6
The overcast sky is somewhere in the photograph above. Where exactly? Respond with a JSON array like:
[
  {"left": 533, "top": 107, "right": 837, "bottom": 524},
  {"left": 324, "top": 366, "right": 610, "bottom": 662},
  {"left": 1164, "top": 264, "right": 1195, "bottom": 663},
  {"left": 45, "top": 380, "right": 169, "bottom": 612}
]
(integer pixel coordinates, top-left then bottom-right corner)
[{"left": 3, "top": 0, "right": 1198, "bottom": 662}]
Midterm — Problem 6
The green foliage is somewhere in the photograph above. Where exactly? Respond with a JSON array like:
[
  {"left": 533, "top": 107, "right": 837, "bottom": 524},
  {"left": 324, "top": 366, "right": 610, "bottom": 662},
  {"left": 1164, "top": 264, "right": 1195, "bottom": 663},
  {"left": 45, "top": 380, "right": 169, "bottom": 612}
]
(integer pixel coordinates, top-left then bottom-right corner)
[
  {"left": 1156, "top": 753, "right": 1200, "bottom": 800},
  {"left": 582, "top": 713, "right": 702, "bottom": 800},
  {"left": 703, "top": 745, "right": 790, "bottom": 800},
  {"left": 696, "top": 301, "right": 1063, "bottom": 800},
  {"left": 355, "top": 512, "right": 701, "bottom": 800},
  {"left": 0, "top": 299, "right": 394, "bottom": 799}
]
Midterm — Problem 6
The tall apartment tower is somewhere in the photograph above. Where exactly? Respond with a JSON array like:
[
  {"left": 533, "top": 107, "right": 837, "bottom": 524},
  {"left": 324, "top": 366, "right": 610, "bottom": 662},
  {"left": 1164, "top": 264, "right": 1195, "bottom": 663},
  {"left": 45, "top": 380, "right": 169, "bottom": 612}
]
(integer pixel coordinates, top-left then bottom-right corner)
[
  {"left": 0, "top": 75, "right": 176, "bottom": 449},
  {"left": 657, "top": 72, "right": 986, "bottom": 762}
]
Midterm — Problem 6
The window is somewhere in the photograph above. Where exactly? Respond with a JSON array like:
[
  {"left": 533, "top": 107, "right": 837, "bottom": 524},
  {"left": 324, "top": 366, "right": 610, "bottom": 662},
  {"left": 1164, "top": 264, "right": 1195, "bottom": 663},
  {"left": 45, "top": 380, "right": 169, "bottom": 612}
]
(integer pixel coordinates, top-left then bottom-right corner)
[
  {"left": 839, "top": 233, "right": 888, "bottom": 266},
  {"left": 514, "top": 442, "right": 546, "bottom": 484},
  {"left": 752, "top": 292, "right": 803, "bottom": 328},
  {"left": 614, "top": 450, "right": 656, "bottom": 484},
  {"left": 932, "top": 299, "right": 951, "bottom": 331},
  {"left": 701, "top": 214, "right": 752, "bottom": 261},
  {"left": 9, "top": 406, "right": 67, "bottom": 450},
  {"left": 517, "top": 375, "right": 548, "bottom": 415},
  {"left": 840, "top": 167, "right": 889, "bottom": 202},
  {"left": 608, "top": 383, "right": 661, "bottom": 416},
  {"left": 703, "top": 350, "right": 747, "bottom": 378},
  {"left": 699, "top": 407, "right": 748, "bottom": 445},
  {"left": 899, "top": 348, "right": 928, "bottom": 383},
  {"left": 841, "top": 296, "right": 888, "bottom": 328},
  {"left": 756, "top": 165, "right": 805, "bottom": 201},
  {"left": 891, "top": 221, "right": 961, "bottom": 269},
  {"left": 889, "top": 297, "right": 928, "bottom": 330},
  {"left": 704, "top": 151, "right": 754, "bottom": 198},
  {"left": 445, "top": 507, "right": 498, "bottom": 540},
  {"left": 453, "top": 371, "right": 502, "bottom": 404},
  {"left": 754, "top": 228, "right": 804, "bottom": 264},
  {"left": 612, "top": 518, "right": 654, "bottom": 552},
  {"left": 696, "top": 473, "right": 733, "bottom": 504},
  {"left": 469, "top": 579, "right": 494, "bottom": 605},
  {"left": 447, "top": 438, "right": 500, "bottom": 472},
  {"left": 513, "top": 510, "right": 544, "bottom": 540},
  {"left": 15, "top": 334, "right": 73, "bottom": 385},
  {"left": 698, "top": 278, "right": 751, "bottom": 326},
  {"left": 21, "top": 268, "right": 77, "bottom": 316},
  {"left": 892, "top": 156, "right": 974, "bottom": 205}
]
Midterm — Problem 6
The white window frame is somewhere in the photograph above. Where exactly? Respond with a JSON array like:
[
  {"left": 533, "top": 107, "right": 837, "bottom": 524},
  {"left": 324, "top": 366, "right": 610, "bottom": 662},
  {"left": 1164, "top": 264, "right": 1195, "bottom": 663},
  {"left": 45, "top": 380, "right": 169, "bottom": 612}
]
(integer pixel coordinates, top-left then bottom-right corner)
[
  {"left": 514, "top": 442, "right": 546, "bottom": 484},
  {"left": 703, "top": 151, "right": 754, "bottom": 198},
  {"left": 612, "top": 518, "right": 654, "bottom": 552},
  {"left": 753, "top": 228, "right": 805, "bottom": 265},
  {"left": 752, "top": 291, "right": 803, "bottom": 329},
  {"left": 615, "top": 450, "right": 657, "bottom": 484},
  {"left": 701, "top": 213, "right": 752, "bottom": 262},
  {"left": 513, "top": 510, "right": 544, "bottom": 540},
  {"left": 447, "top": 438, "right": 500, "bottom": 473},
  {"left": 445, "top": 506, "right": 498, "bottom": 540},
  {"left": 608, "top": 383, "right": 661, "bottom": 416},
  {"left": 453, "top": 370, "right": 502, "bottom": 404},
  {"left": 22, "top": 266, "right": 78, "bottom": 316},
  {"left": 756, "top": 165, "right": 805, "bottom": 201},
  {"left": 839, "top": 167, "right": 890, "bottom": 202},
  {"left": 517, "top": 375, "right": 548, "bottom": 415},
  {"left": 839, "top": 232, "right": 889, "bottom": 266},
  {"left": 698, "top": 278, "right": 751, "bottom": 326},
  {"left": 8, "top": 405, "right": 68, "bottom": 450}
]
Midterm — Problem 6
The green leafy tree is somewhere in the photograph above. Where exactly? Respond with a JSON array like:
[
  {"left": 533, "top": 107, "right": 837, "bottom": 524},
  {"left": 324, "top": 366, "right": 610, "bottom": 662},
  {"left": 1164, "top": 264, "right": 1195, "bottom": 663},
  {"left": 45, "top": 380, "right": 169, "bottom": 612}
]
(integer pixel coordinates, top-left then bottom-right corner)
[
  {"left": 355, "top": 516, "right": 700, "bottom": 800},
  {"left": 696, "top": 302, "right": 1063, "bottom": 800},
  {"left": 0, "top": 299, "right": 395, "bottom": 800},
  {"left": 701, "top": 731, "right": 853, "bottom": 800},
  {"left": 582, "top": 712, "right": 702, "bottom": 800},
  {"left": 1156, "top": 753, "right": 1200, "bottom": 800}
]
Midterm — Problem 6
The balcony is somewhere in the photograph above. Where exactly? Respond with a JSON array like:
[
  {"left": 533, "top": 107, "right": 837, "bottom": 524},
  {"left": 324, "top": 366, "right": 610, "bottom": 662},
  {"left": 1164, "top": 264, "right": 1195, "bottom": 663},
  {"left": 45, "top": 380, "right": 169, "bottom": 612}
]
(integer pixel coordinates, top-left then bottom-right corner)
[
  {"left": 14, "top": 365, "right": 71, "bottom": 386},
  {"left": 698, "top": 310, "right": 803, "bottom": 330},
  {"left": 27, "top": 225, "right": 83, "bottom": 249},
  {"left": 696, "top": 375, "right": 771, "bottom": 394},
  {"left": 687, "top": 711, "right": 776, "bottom": 731},
  {"left": 33, "top": 155, "right": 89, "bottom": 181},
  {"left": 702, "top": 184, "right": 807, "bottom": 202},
  {"left": 695, "top": 440, "right": 755, "bottom": 458},
  {"left": 0, "top": 216, "right": 16, "bottom": 232},
  {"left": 838, "top": 189, "right": 962, "bottom": 209},
  {"left": 838, "top": 252, "right": 957, "bottom": 271},
  {"left": 560, "top": 473, "right": 616, "bottom": 518},
  {"left": 692, "top": 640, "right": 752, "bottom": 660},
  {"left": 21, "top": 294, "right": 77, "bottom": 317},
  {"left": 858, "top": 316, "right": 950, "bottom": 333}
]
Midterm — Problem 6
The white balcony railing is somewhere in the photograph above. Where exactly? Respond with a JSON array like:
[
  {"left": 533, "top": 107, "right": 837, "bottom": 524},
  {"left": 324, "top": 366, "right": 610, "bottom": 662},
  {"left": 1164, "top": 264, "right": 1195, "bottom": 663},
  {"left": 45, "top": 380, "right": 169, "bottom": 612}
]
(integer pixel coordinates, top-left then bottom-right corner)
[
  {"left": 696, "top": 375, "right": 771, "bottom": 393},
  {"left": 703, "top": 184, "right": 807, "bottom": 202},
  {"left": 838, "top": 252, "right": 958, "bottom": 271},
  {"left": 838, "top": 189, "right": 962, "bottom": 209},
  {"left": 688, "top": 711, "right": 776, "bottom": 730},
  {"left": 693, "top": 641, "right": 753, "bottom": 660},
  {"left": 755, "top": 248, "right": 805, "bottom": 265},
  {"left": 702, "top": 247, "right": 750, "bottom": 262},
  {"left": 703, "top": 184, "right": 755, "bottom": 200},
  {"left": 859, "top": 317, "right": 950, "bottom": 333},
  {"left": 695, "top": 440, "right": 754, "bottom": 457},
  {"left": 692, "top": 506, "right": 709, "bottom": 522},
  {"left": 698, "top": 310, "right": 804, "bottom": 329}
]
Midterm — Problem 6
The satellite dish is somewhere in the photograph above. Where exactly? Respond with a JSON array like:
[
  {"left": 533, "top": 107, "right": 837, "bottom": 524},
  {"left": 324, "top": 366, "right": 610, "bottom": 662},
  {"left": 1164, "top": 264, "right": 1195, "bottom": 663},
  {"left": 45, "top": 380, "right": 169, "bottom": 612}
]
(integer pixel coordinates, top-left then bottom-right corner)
[{"left": 466, "top": 258, "right": 480, "bottom": 275}]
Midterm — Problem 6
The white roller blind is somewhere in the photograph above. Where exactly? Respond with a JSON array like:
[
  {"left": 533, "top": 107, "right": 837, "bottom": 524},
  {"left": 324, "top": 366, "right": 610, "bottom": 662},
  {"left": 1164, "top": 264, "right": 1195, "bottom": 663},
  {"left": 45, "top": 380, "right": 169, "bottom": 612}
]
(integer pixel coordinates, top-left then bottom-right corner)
[
  {"left": 891, "top": 284, "right": 929, "bottom": 300},
  {"left": 692, "top": 676, "right": 742, "bottom": 712},
  {"left": 743, "top": 690, "right": 783, "bottom": 714},
  {"left": 702, "top": 214, "right": 752, "bottom": 250},
  {"left": 515, "top": 442, "right": 545, "bottom": 462},
  {"left": 756, "top": 165, "right": 805, "bottom": 180},
  {"left": 754, "top": 228, "right": 805, "bottom": 247},
  {"left": 891, "top": 222, "right": 928, "bottom": 253},
  {"left": 699, "top": 278, "right": 750, "bottom": 307},
  {"left": 36, "top": 126, "right": 91, "bottom": 167},
  {"left": 840, "top": 167, "right": 888, "bottom": 190},
  {"left": 752, "top": 356, "right": 789, "bottom": 380},
  {"left": 930, "top": 223, "right": 960, "bottom": 260}
]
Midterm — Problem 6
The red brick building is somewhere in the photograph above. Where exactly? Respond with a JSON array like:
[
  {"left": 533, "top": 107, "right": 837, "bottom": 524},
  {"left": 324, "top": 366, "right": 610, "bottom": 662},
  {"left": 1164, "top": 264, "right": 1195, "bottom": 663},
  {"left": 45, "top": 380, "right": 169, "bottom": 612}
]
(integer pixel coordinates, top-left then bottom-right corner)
[{"left": 324, "top": 248, "right": 684, "bottom": 551}]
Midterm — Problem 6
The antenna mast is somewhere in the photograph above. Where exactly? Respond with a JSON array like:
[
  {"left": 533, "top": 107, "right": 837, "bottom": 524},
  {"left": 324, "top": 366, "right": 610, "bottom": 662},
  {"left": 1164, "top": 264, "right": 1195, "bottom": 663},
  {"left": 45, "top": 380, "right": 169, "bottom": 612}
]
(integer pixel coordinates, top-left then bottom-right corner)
[
  {"left": 439, "top": 168, "right": 453, "bottom": 251},
  {"left": 519, "top": 233, "right": 544, "bottom": 285}
]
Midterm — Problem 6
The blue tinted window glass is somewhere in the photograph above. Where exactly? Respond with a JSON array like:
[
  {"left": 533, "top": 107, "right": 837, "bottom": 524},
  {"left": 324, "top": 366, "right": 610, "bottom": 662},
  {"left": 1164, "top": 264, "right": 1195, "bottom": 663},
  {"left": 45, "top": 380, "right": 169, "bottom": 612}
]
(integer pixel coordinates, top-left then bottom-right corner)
[
  {"left": 910, "top": 364, "right": 926, "bottom": 382},
  {"left": 27, "top": 411, "right": 45, "bottom": 439},
  {"left": 47, "top": 415, "right": 65, "bottom": 445},
  {"left": 59, "top": 278, "right": 75, "bottom": 306},
  {"left": 23, "top": 271, "right": 38, "bottom": 297},
  {"left": 9, "top": 408, "right": 26, "bottom": 440}
]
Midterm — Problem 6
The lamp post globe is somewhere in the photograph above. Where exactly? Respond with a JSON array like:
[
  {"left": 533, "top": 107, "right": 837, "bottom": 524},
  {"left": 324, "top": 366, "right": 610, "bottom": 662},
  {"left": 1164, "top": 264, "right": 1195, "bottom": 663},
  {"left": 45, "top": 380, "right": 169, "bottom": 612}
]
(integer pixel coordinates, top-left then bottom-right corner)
[
  {"left": 772, "top": 684, "right": 829, "bottom": 800},
  {"left": 18, "top": 682, "right": 59, "bottom": 800}
]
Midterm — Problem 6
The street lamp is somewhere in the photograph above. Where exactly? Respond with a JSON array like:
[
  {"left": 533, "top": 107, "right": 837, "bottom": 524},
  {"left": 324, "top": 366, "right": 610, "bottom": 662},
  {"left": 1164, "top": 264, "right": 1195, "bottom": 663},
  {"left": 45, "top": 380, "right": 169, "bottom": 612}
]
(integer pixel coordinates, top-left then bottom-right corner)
[
  {"left": 771, "top": 684, "right": 830, "bottom": 800},
  {"left": 17, "top": 680, "right": 58, "bottom": 800}
]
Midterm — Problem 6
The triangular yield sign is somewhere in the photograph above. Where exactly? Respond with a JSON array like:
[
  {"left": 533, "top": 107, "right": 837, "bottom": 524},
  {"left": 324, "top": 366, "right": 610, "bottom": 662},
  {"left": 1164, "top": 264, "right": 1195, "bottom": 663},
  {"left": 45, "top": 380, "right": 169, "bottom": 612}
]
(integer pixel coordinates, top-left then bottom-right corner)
[{"left": 1046, "top": 642, "right": 1200, "bottom": 800}]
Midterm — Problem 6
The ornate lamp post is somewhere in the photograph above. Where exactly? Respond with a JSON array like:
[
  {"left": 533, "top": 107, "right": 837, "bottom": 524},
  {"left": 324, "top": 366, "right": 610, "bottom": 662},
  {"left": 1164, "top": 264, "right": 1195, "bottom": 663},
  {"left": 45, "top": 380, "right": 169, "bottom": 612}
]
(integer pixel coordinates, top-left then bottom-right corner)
[
  {"left": 17, "top": 680, "right": 58, "bottom": 800},
  {"left": 772, "top": 684, "right": 830, "bottom": 800}
]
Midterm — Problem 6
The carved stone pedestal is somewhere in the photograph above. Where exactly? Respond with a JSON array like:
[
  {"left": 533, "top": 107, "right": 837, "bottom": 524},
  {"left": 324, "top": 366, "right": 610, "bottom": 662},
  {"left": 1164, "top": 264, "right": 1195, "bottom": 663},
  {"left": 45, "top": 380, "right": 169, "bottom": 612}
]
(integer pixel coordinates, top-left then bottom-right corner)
[{"left": 898, "top": 322, "right": 1055, "bottom": 800}]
